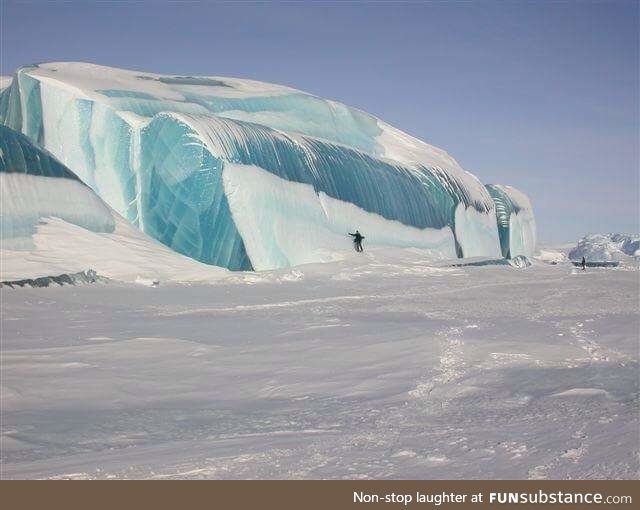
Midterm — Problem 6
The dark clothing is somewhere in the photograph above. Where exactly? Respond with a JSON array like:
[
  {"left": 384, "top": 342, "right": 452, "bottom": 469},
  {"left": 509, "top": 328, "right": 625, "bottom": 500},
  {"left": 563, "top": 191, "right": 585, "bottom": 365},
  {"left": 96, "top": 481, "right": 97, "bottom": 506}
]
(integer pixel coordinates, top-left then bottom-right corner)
[
  {"left": 581, "top": 257, "right": 586, "bottom": 270},
  {"left": 349, "top": 232, "right": 365, "bottom": 252}
]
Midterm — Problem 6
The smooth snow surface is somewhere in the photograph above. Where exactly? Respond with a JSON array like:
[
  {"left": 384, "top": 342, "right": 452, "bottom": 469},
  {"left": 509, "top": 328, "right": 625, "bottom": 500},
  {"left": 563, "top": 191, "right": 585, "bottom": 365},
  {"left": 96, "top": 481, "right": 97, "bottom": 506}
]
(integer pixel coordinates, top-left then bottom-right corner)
[
  {"left": 569, "top": 234, "right": 640, "bottom": 262},
  {"left": 2, "top": 251, "right": 637, "bottom": 479},
  {"left": 0, "top": 215, "right": 226, "bottom": 283},
  {"left": 1, "top": 62, "right": 536, "bottom": 269}
]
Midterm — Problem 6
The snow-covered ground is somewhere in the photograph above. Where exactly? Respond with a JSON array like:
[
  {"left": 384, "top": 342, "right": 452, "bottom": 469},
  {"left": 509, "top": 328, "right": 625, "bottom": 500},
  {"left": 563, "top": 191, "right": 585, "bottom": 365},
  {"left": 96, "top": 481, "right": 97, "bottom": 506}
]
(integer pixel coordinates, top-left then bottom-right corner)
[{"left": 1, "top": 249, "right": 638, "bottom": 479}]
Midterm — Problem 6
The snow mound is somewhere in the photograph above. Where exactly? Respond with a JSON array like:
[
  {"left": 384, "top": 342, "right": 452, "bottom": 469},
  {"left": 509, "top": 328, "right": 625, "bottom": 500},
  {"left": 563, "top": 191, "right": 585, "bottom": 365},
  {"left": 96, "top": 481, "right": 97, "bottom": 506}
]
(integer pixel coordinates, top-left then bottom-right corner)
[
  {"left": 534, "top": 249, "right": 567, "bottom": 265},
  {"left": 568, "top": 234, "right": 640, "bottom": 262}
]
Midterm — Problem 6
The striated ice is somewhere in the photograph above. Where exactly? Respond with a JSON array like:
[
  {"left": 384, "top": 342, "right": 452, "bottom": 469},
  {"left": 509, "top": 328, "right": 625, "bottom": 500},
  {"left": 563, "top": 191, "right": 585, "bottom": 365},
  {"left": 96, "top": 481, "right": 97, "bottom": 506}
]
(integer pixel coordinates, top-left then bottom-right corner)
[
  {"left": 0, "top": 125, "right": 226, "bottom": 283},
  {"left": 486, "top": 184, "right": 536, "bottom": 258},
  {"left": 1, "top": 62, "right": 536, "bottom": 270}
]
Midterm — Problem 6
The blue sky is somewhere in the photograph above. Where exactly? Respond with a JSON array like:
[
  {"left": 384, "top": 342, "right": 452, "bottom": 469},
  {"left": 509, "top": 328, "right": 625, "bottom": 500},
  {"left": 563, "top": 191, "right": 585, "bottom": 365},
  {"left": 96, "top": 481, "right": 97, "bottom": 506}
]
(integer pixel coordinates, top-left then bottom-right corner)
[{"left": 2, "top": 0, "right": 638, "bottom": 242}]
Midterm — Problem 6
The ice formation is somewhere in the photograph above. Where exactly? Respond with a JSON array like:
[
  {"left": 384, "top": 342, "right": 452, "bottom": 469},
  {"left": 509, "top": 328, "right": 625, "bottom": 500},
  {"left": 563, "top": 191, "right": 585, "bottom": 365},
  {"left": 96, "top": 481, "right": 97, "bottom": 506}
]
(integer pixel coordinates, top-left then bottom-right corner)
[
  {"left": 0, "top": 125, "right": 225, "bottom": 282},
  {"left": 0, "top": 124, "right": 115, "bottom": 247},
  {"left": 1, "top": 62, "right": 535, "bottom": 270},
  {"left": 568, "top": 233, "right": 640, "bottom": 262},
  {"left": 485, "top": 184, "right": 536, "bottom": 258}
]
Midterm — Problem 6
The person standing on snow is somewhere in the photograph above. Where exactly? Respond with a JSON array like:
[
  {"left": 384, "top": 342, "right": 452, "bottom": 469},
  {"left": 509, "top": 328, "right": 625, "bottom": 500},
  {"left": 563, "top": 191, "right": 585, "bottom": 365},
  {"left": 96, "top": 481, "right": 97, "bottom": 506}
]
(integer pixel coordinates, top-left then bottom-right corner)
[
  {"left": 348, "top": 230, "right": 365, "bottom": 252},
  {"left": 581, "top": 256, "right": 586, "bottom": 270}
]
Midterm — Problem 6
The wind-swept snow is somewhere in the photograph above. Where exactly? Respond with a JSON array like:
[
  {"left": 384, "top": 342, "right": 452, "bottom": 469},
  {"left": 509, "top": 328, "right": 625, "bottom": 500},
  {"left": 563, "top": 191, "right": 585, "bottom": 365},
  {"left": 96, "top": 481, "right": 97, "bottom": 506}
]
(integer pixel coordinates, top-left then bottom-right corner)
[
  {"left": 0, "top": 215, "right": 226, "bottom": 283},
  {"left": 1, "top": 251, "right": 637, "bottom": 479}
]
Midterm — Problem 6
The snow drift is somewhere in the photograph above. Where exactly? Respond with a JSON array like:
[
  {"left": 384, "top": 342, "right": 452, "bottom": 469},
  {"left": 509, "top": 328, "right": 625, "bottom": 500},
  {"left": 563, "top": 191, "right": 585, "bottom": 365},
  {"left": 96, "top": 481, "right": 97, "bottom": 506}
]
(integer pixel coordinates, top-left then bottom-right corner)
[{"left": 1, "top": 62, "right": 535, "bottom": 270}]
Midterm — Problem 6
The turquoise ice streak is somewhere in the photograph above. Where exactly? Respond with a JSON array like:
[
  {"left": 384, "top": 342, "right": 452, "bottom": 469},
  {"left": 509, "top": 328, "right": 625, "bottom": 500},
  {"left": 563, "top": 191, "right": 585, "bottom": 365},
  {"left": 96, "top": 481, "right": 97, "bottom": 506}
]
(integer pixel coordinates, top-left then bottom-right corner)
[{"left": 0, "top": 124, "right": 78, "bottom": 180}]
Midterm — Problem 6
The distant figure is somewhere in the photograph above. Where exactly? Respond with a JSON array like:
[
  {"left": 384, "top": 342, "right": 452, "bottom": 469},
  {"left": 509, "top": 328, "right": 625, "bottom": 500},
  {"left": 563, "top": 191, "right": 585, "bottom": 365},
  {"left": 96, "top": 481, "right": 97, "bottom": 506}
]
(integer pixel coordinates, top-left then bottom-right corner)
[
  {"left": 581, "top": 256, "right": 586, "bottom": 270},
  {"left": 349, "top": 230, "right": 365, "bottom": 252}
]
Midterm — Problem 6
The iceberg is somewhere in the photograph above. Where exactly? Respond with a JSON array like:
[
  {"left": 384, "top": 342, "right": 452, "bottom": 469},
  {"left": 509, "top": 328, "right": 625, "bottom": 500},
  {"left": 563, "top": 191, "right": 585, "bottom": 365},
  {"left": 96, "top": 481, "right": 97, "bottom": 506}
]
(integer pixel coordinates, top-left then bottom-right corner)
[
  {"left": 1, "top": 62, "right": 534, "bottom": 270},
  {"left": 569, "top": 233, "right": 640, "bottom": 262}
]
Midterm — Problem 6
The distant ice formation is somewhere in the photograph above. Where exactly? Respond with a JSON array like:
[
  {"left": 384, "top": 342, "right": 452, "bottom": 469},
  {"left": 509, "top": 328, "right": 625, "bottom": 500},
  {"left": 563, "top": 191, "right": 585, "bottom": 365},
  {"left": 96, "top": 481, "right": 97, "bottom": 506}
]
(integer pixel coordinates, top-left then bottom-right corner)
[
  {"left": 569, "top": 234, "right": 640, "bottom": 262},
  {"left": 1, "top": 62, "right": 535, "bottom": 270}
]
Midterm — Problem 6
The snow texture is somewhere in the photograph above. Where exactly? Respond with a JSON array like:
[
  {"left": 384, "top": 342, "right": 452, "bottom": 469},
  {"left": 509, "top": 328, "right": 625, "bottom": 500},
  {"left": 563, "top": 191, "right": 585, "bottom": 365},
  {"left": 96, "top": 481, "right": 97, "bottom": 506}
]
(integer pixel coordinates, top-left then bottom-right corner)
[
  {"left": 1, "top": 62, "right": 533, "bottom": 269},
  {"left": 1, "top": 250, "right": 637, "bottom": 479}
]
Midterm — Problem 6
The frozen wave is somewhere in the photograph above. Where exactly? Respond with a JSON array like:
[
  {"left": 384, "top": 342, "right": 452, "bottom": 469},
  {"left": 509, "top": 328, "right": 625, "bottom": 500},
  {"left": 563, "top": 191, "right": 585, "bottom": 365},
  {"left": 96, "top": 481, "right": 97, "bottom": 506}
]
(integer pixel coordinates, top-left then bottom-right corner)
[
  {"left": 569, "top": 234, "right": 640, "bottom": 262},
  {"left": 1, "top": 62, "right": 536, "bottom": 269},
  {"left": 0, "top": 125, "right": 226, "bottom": 283}
]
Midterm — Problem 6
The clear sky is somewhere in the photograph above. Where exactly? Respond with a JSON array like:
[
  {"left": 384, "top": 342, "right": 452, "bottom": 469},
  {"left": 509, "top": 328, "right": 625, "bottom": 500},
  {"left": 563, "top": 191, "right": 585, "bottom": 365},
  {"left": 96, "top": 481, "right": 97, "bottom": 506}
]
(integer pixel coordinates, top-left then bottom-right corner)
[{"left": 2, "top": 0, "right": 638, "bottom": 243}]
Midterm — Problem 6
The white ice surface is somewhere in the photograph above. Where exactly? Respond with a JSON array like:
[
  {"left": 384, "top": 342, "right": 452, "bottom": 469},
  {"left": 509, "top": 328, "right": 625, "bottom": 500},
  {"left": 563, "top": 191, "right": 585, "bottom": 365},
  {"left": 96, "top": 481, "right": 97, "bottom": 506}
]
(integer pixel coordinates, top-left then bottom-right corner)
[
  {"left": 223, "top": 163, "right": 457, "bottom": 270},
  {"left": 509, "top": 209, "right": 536, "bottom": 258},
  {"left": 454, "top": 203, "right": 502, "bottom": 258},
  {"left": 33, "top": 62, "right": 298, "bottom": 100},
  {"left": 1, "top": 251, "right": 637, "bottom": 479}
]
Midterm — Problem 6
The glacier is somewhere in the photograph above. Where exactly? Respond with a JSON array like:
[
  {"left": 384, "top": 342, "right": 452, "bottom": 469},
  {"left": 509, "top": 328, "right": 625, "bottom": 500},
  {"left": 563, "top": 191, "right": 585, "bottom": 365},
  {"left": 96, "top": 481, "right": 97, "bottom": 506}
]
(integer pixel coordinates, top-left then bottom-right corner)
[{"left": 0, "top": 62, "right": 535, "bottom": 270}]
